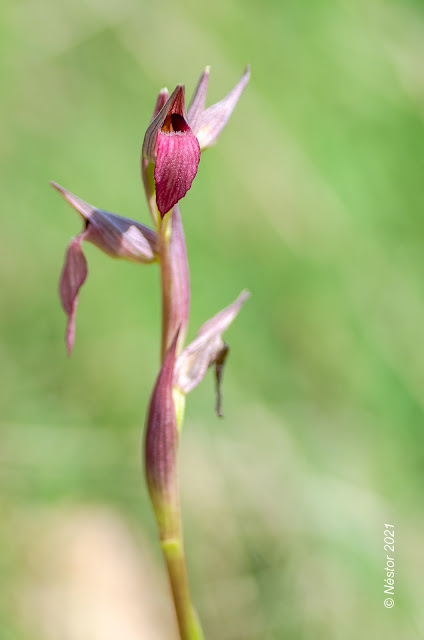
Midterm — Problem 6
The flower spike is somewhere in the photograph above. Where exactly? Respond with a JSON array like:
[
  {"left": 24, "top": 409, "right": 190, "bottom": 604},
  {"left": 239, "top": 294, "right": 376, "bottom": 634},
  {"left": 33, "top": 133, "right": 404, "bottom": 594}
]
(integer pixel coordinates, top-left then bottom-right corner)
[
  {"left": 53, "top": 63, "right": 251, "bottom": 640},
  {"left": 142, "top": 85, "right": 201, "bottom": 217}
]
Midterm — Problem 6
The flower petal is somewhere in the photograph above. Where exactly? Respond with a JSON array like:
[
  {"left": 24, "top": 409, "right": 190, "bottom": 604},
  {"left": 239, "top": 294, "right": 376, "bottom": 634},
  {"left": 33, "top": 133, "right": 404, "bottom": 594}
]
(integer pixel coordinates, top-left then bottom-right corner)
[
  {"left": 59, "top": 234, "right": 88, "bottom": 356},
  {"left": 141, "top": 85, "right": 201, "bottom": 216},
  {"left": 154, "top": 129, "right": 201, "bottom": 216},
  {"left": 193, "top": 65, "right": 250, "bottom": 150},
  {"left": 187, "top": 66, "right": 210, "bottom": 133},
  {"left": 174, "top": 290, "right": 250, "bottom": 415},
  {"left": 51, "top": 182, "right": 158, "bottom": 262}
]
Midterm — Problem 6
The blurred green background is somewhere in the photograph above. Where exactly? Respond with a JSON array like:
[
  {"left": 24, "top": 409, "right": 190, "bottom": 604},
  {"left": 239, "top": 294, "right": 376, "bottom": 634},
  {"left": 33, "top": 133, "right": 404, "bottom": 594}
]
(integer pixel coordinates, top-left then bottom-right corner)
[{"left": 1, "top": 0, "right": 424, "bottom": 638}]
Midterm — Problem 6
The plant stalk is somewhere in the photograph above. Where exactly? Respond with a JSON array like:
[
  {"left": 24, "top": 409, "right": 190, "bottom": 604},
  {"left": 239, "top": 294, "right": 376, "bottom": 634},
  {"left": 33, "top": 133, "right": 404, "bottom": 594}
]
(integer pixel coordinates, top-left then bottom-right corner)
[
  {"left": 160, "top": 533, "right": 204, "bottom": 640},
  {"left": 152, "top": 201, "right": 203, "bottom": 639}
]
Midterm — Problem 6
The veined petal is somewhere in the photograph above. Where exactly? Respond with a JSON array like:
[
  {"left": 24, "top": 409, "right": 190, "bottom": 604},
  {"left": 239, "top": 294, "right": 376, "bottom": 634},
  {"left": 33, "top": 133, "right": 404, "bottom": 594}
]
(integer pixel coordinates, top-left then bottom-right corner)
[
  {"left": 174, "top": 290, "right": 250, "bottom": 415},
  {"left": 193, "top": 65, "right": 250, "bottom": 150},
  {"left": 187, "top": 66, "right": 210, "bottom": 134},
  {"left": 59, "top": 233, "right": 88, "bottom": 356},
  {"left": 154, "top": 129, "right": 201, "bottom": 217},
  {"left": 51, "top": 182, "right": 157, "bottom": 262},
  {"left": 142, "top": 85, "right": 201, "bottom": 216},
  {"left": 86, "top": 210, "right": 157, "bottom": 262}
]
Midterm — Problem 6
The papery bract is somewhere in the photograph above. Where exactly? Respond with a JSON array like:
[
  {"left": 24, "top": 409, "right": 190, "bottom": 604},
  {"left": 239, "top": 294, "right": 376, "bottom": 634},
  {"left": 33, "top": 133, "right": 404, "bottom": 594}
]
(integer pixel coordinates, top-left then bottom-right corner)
[{"left": 174, "top": 289, "right": 250, "bottom": 416}]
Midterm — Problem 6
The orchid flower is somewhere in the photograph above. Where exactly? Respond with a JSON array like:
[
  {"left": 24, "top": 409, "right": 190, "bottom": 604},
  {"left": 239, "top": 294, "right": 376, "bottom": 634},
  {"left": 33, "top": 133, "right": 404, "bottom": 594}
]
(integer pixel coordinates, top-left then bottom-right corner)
[
  {"left": 51, "top": 182, "right": 157, "bottom": 356},
  {"left": 142, "top": 65, "right": 250, "bottom": 217},
  {"left": 143, "top": 85, "right": 201, "bottom": 218}
]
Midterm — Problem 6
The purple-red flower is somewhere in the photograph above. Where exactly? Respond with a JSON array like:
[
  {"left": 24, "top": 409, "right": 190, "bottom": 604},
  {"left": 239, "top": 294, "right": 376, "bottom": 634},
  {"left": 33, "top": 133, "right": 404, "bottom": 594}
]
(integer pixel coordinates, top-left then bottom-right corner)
[
  {"left": 51, "top": 182, "right": 157, "bottom": 356},
  {"left": 142, "top": 65, "right": 250, "bottom": 218},
  {"left": 143, "top": 85, "right": 201, "bottom": 218}
]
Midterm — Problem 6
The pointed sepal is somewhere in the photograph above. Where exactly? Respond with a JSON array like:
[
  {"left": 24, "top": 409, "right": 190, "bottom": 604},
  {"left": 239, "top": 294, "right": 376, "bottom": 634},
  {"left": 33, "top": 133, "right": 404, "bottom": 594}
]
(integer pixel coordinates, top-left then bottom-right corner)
[
  {"left": 51, "top": 182, "right": 158, "bottom": 263},
  {"left": 187, "top": 66, "right": 210, "bottom": 134},
  {"left": 190, "top": 65, "right": 250, "bottom": 150}
]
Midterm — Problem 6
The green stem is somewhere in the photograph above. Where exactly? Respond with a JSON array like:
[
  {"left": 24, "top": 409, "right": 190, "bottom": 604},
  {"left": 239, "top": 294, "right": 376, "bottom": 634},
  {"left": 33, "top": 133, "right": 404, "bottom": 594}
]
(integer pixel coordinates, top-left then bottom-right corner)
[
  {"left": 142, "top": 150, "right": 203, "bottom": 638},
  {"left": 161, "top": 535, "right": 205, "bottom": 640},
  {"left": 156, "top": 208, "right": 204, "bottom": 639}
]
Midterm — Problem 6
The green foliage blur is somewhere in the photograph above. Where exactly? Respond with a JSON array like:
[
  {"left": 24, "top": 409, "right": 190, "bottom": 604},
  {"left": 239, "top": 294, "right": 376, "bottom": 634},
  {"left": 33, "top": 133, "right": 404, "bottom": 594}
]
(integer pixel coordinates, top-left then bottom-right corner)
[{"left": 1, "top": 0, "right": 423, "bottom": 638}]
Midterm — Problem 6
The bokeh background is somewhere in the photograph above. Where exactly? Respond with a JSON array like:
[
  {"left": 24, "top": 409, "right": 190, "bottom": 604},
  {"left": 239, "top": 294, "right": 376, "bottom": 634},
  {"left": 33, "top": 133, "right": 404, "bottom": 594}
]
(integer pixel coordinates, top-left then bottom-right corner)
[{"left": 1, "top": 0, "right": 424, "bottom": 638}]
